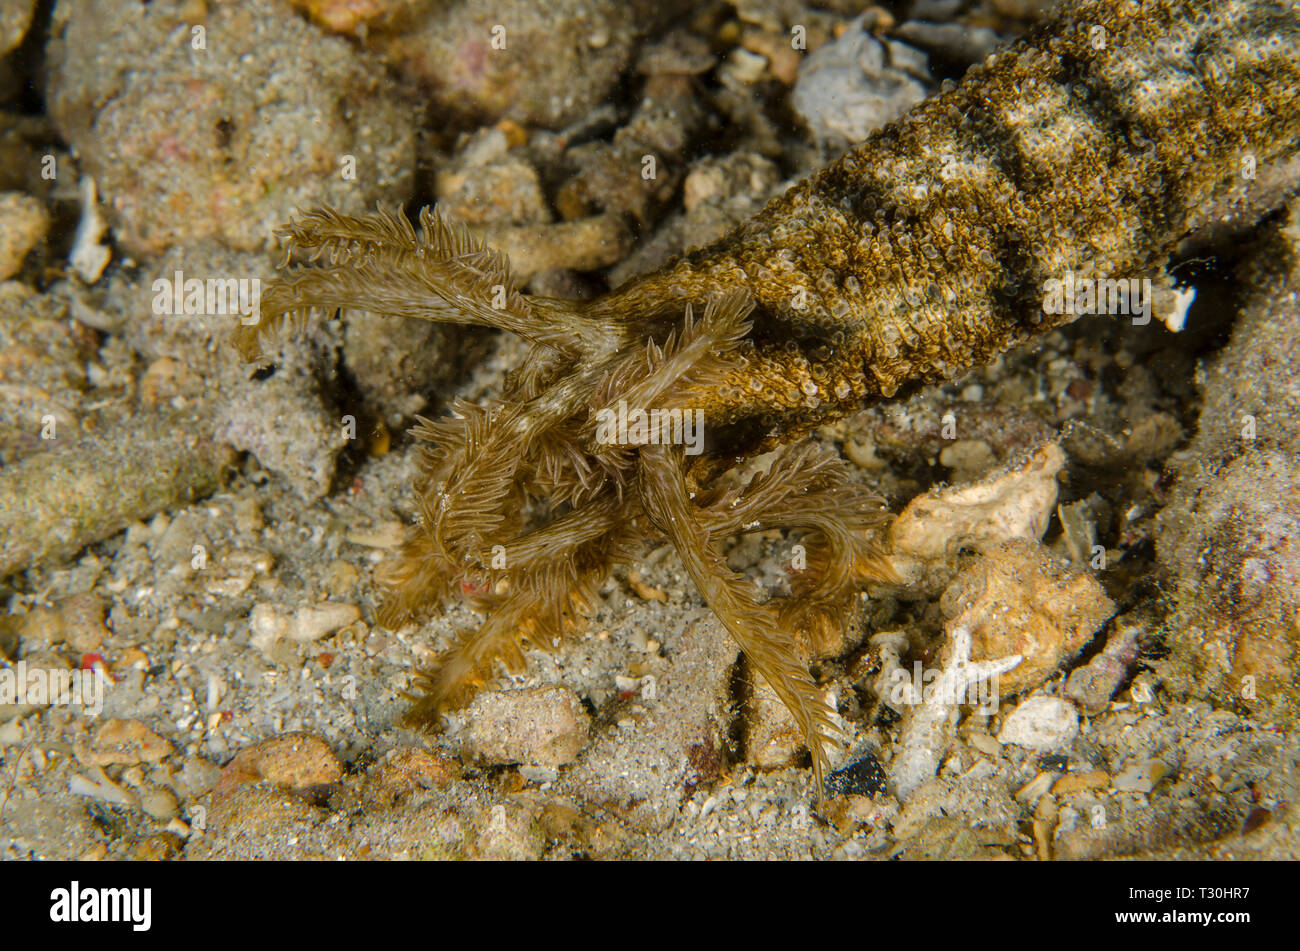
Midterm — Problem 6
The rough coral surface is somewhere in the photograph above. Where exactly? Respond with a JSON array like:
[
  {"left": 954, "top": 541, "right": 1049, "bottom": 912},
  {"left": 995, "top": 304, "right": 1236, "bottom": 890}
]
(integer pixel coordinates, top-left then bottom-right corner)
[{"left": 45, "top": 0, "right": 414, "bottom": 254}]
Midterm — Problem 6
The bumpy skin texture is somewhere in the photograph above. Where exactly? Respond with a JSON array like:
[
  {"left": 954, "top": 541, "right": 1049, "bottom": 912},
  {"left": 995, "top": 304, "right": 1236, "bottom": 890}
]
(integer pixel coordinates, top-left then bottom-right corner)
[{"left": 596, "top": 0, "right": 1300, "bottom": 462}]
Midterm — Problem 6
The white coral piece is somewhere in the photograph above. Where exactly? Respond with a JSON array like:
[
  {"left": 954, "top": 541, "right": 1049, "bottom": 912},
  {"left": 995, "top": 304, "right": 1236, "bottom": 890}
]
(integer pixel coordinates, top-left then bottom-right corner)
[
  {"left": 890, "top": 624, "right": 1021, "bottom": 800},
  {"left": 70, "top": 176, "right": 111, "bottom": 284}
]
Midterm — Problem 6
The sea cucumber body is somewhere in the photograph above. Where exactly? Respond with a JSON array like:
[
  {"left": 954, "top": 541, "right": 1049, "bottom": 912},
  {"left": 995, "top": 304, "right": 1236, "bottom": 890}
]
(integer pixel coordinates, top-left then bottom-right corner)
[{"left": 599, "top": 0, "right": 1300, "bottom": 460}]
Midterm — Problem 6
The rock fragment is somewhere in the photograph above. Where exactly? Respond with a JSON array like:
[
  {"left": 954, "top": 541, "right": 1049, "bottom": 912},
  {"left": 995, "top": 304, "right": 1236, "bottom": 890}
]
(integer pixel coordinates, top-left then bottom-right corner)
[
  {"left": 214, "top": 374, "right": 346, "bottom": 501},
  {"left": 77, "top": 718, "right": 173, "bottom": 766},
  {"left": 382, "top": 0, "right": 695, "bottom": 129},
  {"left": 1052, "top": 769, "right": 1110, "bottom": 795},
  {"left": 791, "top": 17, "right": 930, "bottom": 147},
  {"left": 0, "top": 192, "right": 48, "bottom": 280},
  {"left": 890, "top": 624, "right": 1022, "bottom": 799},
  {"left": 887, "top": 442, "right": 1065, "bottom": 592},
  {"left": 289, "top": 0, "right": 400, "bottom": 35},
  {"left": 0, "top": 0, "right": 37, "bottom": 56},
  {"left": 1111, "top": 758, "right": 1170, "bottom": 794},
  {"left": 479, "top": 215, "right": 634, "bottom": 283},
  {"left": 58, "top": 592, "right": 108, "bottom": 653},
  {"left": 462, "top": 685, "right": 592, "bottom": 769},
  {"left": 249, "top": 602, "right": 359, "bottom": 656},
  {"left": 46, "top": 0, "right": 414, "bottom": 254},
  {"left": 437, "top": 132, "right": 551, "bottom": 228},
  {"left": 892, "top": 20, "right": 1002, "bottom": 66},
  {"left": 68, "top": 177, "right": 110, "bottom": 284},
  {"left": 942, "top": 539, "right": 1116, "bottom": 695},
  {"left": 0, "top": 409, "right": 235, "bottom": 579},
  {"left": 996, "top": 695, "right": 1079, "bottom": 750},
  {"left": 140, "top": 787, "right": 179, "bottom": 821},
  {"left": 210, "top": 732, "right": 343, "bottom": 808},
  {"left": 364, "top": 748, "right": 460, "bottom": 808}
]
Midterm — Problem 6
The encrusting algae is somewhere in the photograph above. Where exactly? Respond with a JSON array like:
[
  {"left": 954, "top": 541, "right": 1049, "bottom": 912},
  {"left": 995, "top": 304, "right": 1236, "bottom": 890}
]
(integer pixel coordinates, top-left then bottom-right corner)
[{"left": 235, "top": 0, "right": 1300, "bottom": 795}]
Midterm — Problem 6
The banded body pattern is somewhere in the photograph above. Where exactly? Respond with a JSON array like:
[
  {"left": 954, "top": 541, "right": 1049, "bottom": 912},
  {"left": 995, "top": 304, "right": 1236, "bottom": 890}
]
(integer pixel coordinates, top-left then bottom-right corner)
[{"left": 599, "top": 0, "right": 1300, "bottom": 462}]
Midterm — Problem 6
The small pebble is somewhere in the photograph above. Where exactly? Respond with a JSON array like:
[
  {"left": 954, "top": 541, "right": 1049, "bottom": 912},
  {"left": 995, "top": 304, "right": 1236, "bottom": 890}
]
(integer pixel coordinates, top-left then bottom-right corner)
[
  {"left": 463, "top": 686, "right": 591, "bottom": 768},
  {"left": 78, "top": 718, "right": 173, "bottom": 766},
  {"left": 627, "top": 570, "right": 666, "bottom": 601},
  {"left": 233, "top": 498, "right": 264, "bottom": 533},
  {"left": 1112, "top": 758, "right": 1170, "bottom": 794},
  {"left": 140, "top": 786, "right": 179, "bottom": 820},
  {"left": 365, "top": 747, "right": 459, "bottom": 806},
  {"left": 1052, "top": 769, "right": 1111, "bottom": 795},
  {"left": 346, "top": 522, "right": 407, "bottom": 549},
  {"left": 1015, "top": 770, "right": 1056, "bottom": 802},
  {"left": 0, "top": 192, "right": 48, "bottom": 280},
  {"left": 324, "top": 560, "right": 360, "bottom": 598},
  {"left": 212, "top": 731, "right": 342, "bottom": 802},
  {"left": 0, "top": 0, "right": 38, "bottom": 55},
  {"left": 1039, "top": 752, "right": 1070, "bottom": 772},
  {"left": 17, "top": 606, "right": 63, "bottom": 646},
  {"left": 825, "top": 751, "right": 888, "bottom": 797},
  {"left": 791, "top": 20, "right": 929, "bottom": 146},
  {"left": 997, "top": 696, "right": 1079, "bottom": 750},
  {"left": 727, "top": 47, "right": 768, "bottom": 83},
  {"left": 250, "top": 601, "right": 359, "bottom": 654}
]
